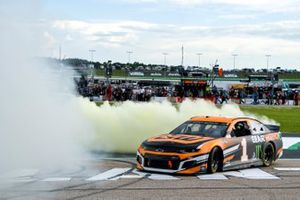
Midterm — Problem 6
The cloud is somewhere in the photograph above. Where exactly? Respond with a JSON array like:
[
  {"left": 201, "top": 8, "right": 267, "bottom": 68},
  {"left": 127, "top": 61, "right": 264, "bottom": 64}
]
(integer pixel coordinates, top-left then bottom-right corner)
[
  {"left": 55, "top": 19, "right": 299, "bottom": 42},
  {"left": 52, "top": 20, "right": 157, "bottom": 47},
  {"left": 168, "top": 0, "right": 299, "bottom": 7},
  {"left": 48, "top": 19, "right": 300, "bottom": 67},
  {"left": 123, "top": 0, "right": 158, "bottom": 3},
  {"left": 215, "top": 0, "right": 300, "bottom": 13},
  {"left": 43, "top": 31, "right": 57, "bottom": 49},
  {"left": 124, "top": 0, "right": 300, "bottom": 13},
  {"left": 65, "top": 34, "right": 73, "bottom": 41},
  {"left": 218, "top": 14, "right": 257, "bottom": 20}
]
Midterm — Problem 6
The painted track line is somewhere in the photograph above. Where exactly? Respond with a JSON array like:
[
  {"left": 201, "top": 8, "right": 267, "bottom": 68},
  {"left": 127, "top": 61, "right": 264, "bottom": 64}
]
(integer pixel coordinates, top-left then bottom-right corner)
[
  {"left": 132, "top": 169, "right": 179, "bottom": 180},
  {"left": 198, "top": 168, "right": 279, "bottom": 180},
  {"left": 282, "top": 137, "right": 300, "bottom": 149},
  {"left": 86, "top": 168, "right": 131, "bottom": 181},
  {"left": 274, "top": 167, "right": 300, "bottom": 171},
  {"left": 237, "top": 168, "right": 280, "bottom": 179},
  {"left": 42, "top": 177, "right": 71, "bottom": 182},
  {"left": 198, "top": 173, "right": 228, "bottom": 180},
  {"left": 0, "top": 169, "right": 39, "bottom": 178},
  {"left": 4, "top": 167, "right": 297, "bottom": 182}
]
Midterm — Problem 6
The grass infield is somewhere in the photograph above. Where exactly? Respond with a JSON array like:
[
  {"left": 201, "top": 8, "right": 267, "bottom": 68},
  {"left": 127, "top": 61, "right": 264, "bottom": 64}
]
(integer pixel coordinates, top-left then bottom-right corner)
[
  {"left": 240, "top": 106, "right": 300, "bottom": 133},
  {"left": 94, "top": 101, "right": 300, "bottom": 133}
]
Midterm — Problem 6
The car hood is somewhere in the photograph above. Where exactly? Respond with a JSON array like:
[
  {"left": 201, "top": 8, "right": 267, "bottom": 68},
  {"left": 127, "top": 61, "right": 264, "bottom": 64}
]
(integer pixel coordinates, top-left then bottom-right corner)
[
  {"left": 141, "top": 134, "right": 214, "bottom": 153},
  {"left": 147, "top": 134, "right": 213, "bottom": 144}
]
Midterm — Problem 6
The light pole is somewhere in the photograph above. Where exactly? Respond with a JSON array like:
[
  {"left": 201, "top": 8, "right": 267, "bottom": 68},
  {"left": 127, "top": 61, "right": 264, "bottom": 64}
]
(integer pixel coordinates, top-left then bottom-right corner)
[
  {"left": 196, "top": 53, "right": 202, "bottom": 68},
  {"left": 59, "top": 45, "right": 62, "bottom": 61},
  {"left": 88, "top": 49, "right": 96, "bottom": 77},
  {"left": 127, "top": 51, "right": 133, "bottom": 63},
  {"left": 266, "top": 54, "right": 271, "bottom": 71},
  {"left": 89, "top": 49, "right": 96, "bottom": 62},
  {"left": 162, "top": 53, "right": 168, "bottom": 66},
  {"left": 181, "top": 45, "right": 184, "bottom": 67},
  {"left": 232, "top": 54, "right": 238, "bottom": 70},
  {"left": 265, "top": 54, "right": 273, "bottom": 104}
]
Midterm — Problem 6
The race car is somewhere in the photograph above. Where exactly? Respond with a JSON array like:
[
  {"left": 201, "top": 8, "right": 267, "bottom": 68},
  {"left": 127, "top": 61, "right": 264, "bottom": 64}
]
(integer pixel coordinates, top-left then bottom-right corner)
[{"left": 136, "top": 116, "right": 283, "bottom": 174}]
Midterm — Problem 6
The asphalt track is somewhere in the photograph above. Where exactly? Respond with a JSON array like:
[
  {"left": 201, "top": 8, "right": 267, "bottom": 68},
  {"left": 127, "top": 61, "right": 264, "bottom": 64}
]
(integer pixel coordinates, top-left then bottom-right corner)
[
  {"left": 1, "top": 157, "right": 300, "bottom": 200},
  {"left": 1, "top": 134, "right": 300, "bottom": 200}
]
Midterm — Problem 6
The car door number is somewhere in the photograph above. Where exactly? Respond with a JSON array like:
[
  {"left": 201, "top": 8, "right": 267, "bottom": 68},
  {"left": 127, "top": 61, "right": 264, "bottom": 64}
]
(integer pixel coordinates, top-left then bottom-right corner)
[{"left": 241, "top": 138, "right": 248, "bottom": 162}]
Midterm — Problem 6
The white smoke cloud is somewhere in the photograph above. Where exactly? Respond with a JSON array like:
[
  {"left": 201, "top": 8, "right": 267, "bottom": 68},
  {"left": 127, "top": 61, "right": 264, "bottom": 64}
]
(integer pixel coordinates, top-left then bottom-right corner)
[
  {"left": 0, "top": 1, "right": 280, "bottom": 180},
  {"left": 80, "top": 99, "right": 276, "bottom": 153},
  {"left": 0, "top": 1, "right": 93, "bottom": 175}
]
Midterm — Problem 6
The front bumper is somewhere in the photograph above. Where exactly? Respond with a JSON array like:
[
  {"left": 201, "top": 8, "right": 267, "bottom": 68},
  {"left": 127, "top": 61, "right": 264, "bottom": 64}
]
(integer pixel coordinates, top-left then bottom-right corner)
[{"left": 136, "top": 150, "right": 209, "bottom": 174}]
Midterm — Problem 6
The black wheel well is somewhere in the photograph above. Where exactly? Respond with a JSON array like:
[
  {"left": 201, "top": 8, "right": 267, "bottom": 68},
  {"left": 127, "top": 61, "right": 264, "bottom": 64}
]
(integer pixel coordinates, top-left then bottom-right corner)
[
  {"left": 262, "top": 141, "right": 276, "bottom": 166},
  {"left": 268, "top": 141, "right": 276, "bottom": 159},
  {"left": 267, "top": 141, "right": 276, "bottom": 152},
  {"left": 212, "top": 146, "right": 224, "bottom": 162}
]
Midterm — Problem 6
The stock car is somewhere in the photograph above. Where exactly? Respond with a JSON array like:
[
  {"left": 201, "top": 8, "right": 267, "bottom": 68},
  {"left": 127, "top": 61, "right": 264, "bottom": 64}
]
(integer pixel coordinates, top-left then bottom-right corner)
[{"left": 136, "top": 116, "right": 283, "bottom": 174}]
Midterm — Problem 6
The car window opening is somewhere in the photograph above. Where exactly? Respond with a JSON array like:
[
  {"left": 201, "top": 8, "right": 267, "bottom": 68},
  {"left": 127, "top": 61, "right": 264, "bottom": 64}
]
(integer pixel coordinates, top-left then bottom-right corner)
[
  {"left": 170, "top": 121, "right": 228, "bottom": 138},
  {"left": 232, "top": 121, "right": 251, "bottom": 137}
]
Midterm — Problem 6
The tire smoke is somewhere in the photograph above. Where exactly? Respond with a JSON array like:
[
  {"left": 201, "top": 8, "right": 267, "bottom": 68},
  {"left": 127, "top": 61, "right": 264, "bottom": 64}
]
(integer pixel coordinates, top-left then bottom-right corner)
[
  {"left": 0, "top": 1, "right": 278, "bottom": 178},
  {"left": 80, "top": 99, "right": 277, "bottom": 153},
  {"left": 0, "top": 1, "right": 93, "bottom": 176}
]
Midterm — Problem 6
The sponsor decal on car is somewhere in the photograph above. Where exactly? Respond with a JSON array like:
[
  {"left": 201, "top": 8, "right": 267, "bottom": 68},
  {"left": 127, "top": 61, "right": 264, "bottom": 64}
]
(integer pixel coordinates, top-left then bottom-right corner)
[
  {"left": 251, "top": 135, "right": 265, "bottom": 143},
  {"left": 255, "top": 144, "right": 262, "bottom": 159}
]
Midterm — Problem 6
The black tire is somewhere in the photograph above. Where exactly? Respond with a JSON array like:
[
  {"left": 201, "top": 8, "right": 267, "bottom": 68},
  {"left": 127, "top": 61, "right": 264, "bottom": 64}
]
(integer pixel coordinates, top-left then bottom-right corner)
[
  {"left": 207, "top": 147, "right": 223, "bottom": 174},
  {"left": 262, "top": 143, "right": 275, "bottom": 167}
]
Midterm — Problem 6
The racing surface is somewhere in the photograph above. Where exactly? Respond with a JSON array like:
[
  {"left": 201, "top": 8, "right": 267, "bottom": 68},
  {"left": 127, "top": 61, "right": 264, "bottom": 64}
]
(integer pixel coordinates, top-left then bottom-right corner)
[
  {"left": 1, "top": 135, "right": 300, "bottom": 200},
  {"left": 1, "top": 157, "right": 300, "bottom": 200}
]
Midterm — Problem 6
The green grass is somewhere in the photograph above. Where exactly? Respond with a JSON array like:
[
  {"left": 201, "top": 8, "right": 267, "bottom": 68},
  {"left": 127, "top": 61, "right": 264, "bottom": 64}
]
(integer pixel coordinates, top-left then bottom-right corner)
[
  {"left": 94, "top": 101, "right": 300, "bottom": 133},
  {"left": 92, "top": 69, "right": 300, "bottom": 80},
  {"left": 279, "top": 72, "right": 300, "bottom": 79},
  {"left": 94, "top": 69, "right": 126, "bottom": 77},
  {"left": 240, "top": 106, "right": 300, "bottom": 133}
]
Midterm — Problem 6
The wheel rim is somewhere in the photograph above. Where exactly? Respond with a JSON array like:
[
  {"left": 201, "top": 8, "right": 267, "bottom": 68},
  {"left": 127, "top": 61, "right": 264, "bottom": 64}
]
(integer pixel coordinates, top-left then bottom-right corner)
[{"left": 211, "top": 152, "right": 219, "bottom": 172}]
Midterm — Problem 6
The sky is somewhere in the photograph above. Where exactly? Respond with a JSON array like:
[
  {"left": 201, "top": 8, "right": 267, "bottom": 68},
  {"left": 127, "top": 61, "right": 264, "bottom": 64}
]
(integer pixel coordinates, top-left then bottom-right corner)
[{"left": 8, "top": 0, "right": 300, "bottom": 69}]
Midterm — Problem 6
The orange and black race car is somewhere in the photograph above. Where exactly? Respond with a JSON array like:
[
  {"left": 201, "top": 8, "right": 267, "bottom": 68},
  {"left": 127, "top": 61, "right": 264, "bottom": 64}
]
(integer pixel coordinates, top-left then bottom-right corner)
[{"left": 136, "top": 116, "right": 283, "bottom": 174}]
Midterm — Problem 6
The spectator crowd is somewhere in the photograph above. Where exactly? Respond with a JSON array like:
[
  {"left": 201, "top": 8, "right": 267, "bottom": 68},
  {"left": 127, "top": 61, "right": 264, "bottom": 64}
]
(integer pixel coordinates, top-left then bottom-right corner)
[
  {"left": 76, "top": 75, "right": 300, "bottom": 106},
  {"left": 76, "top": 76, "right": 171, "bottom": 102},
  {"left": 229, "top": 86, "right": 299, "bottom": 105}
]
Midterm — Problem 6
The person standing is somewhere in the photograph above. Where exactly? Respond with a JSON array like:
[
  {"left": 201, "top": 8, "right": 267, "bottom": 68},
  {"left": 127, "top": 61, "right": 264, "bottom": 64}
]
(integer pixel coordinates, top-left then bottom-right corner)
[
  {"left": 106, "top": 84, "right": 113, "bottom": 101},
  {"left": 294, "top": 91, "right": 300, "bottom": 106}
]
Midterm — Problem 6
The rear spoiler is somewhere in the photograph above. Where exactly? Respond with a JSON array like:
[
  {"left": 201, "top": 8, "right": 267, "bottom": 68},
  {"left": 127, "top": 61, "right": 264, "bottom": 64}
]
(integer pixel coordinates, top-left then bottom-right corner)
[{"left": 265, "top": 124, "right": 280, "bottom": 132}]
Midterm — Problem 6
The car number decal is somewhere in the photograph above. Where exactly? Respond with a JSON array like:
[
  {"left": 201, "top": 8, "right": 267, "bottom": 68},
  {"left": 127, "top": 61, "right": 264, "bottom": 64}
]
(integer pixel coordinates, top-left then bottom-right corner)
[{"left": 241, "top": 138, "right": 248, "bottom": 161}]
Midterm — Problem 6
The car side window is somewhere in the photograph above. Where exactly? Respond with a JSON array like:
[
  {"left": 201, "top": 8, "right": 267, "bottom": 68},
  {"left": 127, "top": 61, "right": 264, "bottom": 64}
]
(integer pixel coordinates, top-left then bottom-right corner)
[
  {"left": 248, "top": 121, "right": 266, "bottom": 134},
  {"left": 231, "top": 121, "right": 251, "bottom": 137}
]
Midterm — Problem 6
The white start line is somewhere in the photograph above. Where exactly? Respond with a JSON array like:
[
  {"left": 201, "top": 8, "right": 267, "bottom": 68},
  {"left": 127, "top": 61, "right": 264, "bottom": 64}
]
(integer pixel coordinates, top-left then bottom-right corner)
[
  {"left": 3, "top": 167, "right": 300, "bottom": 182},
  {"left": 274, "top": 167, "right": 300, "bottom": 171},
  {"left": 198, "top": 168, "right": 279, "bottom": 180},
  {"left": 86, "top": 168, "right": 131, "bottom": 181}
]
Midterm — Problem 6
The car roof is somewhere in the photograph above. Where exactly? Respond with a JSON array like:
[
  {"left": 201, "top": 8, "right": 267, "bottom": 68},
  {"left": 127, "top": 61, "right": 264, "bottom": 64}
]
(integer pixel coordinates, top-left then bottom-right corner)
[{"left": 189, "top": 116, "right": 255, "bottom": 124}]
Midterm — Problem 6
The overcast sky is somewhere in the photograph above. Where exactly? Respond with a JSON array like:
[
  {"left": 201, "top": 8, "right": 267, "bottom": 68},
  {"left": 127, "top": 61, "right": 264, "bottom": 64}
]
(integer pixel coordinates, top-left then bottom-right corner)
[{"left": 9, "top": 0, "right": 300, "bottom": 69}]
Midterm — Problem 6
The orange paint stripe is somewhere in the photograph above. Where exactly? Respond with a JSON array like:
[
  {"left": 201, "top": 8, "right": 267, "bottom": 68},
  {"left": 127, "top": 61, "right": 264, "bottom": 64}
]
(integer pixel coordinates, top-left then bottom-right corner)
[
  {"left": 224, "top": 155, "right": 235, "bottom": 163},
  {"left": 138, "top": 147, "right": 201, "bottom": 160}
]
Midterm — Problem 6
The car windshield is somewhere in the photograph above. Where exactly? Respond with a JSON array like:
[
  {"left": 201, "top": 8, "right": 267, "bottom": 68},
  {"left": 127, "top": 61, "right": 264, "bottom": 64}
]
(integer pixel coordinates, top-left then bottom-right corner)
[{"left": 170, "top": 121, "right": 228, "bottom": 138}]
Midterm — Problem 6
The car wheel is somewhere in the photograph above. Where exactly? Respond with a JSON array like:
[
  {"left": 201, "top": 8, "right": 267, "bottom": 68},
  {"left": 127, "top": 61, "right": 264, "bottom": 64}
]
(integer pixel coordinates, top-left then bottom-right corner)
[
  {"left": 207, "top": 147, "right": 223, "bottom": 174},
  {"left": 262, "top": 143, "right": 275, "bottom": 167}
]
